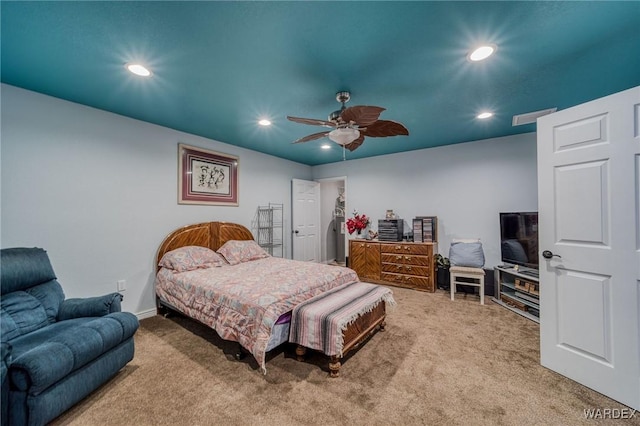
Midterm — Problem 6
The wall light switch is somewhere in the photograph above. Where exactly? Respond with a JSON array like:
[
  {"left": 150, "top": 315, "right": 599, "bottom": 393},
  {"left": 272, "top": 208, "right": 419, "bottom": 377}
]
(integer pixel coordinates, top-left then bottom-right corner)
[{"left": 117, "top": 279, "right": 126, "bottom": 291}]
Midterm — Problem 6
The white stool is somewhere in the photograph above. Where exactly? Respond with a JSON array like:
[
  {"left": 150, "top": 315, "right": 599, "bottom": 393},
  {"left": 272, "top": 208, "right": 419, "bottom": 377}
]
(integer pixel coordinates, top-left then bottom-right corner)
[{"left": 450, "top": 266, "right": 485, "bottom": 305}]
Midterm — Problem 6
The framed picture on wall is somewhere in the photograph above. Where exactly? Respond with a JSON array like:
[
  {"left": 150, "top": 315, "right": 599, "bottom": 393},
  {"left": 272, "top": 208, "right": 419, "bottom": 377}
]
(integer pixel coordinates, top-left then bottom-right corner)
[{"left": 178, "top": 143, "right": 239, "bottom": 206}]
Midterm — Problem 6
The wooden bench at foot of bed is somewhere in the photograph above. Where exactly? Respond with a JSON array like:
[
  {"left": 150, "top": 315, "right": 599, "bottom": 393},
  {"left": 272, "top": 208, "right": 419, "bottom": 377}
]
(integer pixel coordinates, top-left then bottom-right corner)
[
  {"left": 290, "top": 282, "right": 395, "bottom": 377},
  {"left": 294, "top": 302, "right": 386, "bottom": 377}
]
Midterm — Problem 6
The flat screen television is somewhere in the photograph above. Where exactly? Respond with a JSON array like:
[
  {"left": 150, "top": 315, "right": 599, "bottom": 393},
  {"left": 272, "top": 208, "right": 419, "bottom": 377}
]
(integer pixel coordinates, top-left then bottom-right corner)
[{"left": 500, "top": 212, "right": 539, "bottom": 270}]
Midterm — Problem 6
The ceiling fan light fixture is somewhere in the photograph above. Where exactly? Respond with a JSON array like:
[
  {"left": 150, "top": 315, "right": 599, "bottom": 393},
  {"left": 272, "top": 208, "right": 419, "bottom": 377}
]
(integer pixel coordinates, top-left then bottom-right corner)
[
  {"left": 287, "top": 91, "right": 407, "bottom": 152},
  {"left": 329, "top": 128, "right": 360, "bottom": 145}
]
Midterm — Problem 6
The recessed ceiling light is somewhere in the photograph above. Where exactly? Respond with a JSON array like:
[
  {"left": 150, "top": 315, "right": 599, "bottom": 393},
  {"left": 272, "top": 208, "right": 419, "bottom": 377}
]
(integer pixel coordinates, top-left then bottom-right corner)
[
  {"left": 258, "top": 119, "right": 271, "bottom": 126},
  {"left": 321, "top": 144, "right": 331, "bottom": 150},
  {"left": 468, "top": 45, "right": 496, "bottom": 62},
  {"left": 477, "top": 112, "right": 493, "bottom": 119},
  {"left": 125, "top": 63, "right": 152, "bottom": 77}
]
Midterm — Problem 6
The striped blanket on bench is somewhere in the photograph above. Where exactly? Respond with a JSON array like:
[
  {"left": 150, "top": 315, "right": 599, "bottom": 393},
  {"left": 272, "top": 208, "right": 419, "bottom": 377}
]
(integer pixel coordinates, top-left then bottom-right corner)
[{"left": 290, "top": 281, "right": 395, "bottom": 357}]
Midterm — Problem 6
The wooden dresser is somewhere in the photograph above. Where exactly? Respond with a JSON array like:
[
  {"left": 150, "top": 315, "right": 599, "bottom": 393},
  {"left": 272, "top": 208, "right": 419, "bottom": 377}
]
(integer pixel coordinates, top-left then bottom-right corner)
[{"left": 349, "top": 240, "right": 437, "bottom": 292}]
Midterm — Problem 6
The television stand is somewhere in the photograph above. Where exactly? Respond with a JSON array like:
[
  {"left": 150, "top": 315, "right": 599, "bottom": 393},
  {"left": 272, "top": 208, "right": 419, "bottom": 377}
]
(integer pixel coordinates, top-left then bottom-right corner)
[
  {"left": 519, "top": 269, "right": 539, "bottom": 278},
  {"left": 493, "top": 266, "right": 539, "bottom": 323}
]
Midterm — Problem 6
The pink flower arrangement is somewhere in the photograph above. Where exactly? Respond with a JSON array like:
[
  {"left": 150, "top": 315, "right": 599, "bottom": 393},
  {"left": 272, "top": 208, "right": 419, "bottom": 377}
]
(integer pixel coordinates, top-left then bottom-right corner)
[{"left": 346, "top": 211, "right": 370, "bottom": 234}]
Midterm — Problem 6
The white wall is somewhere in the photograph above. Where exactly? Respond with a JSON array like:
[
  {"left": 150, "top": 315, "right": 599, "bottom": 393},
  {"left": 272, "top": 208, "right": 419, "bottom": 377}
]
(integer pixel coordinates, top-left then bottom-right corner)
[
  {"left": 311, "top": 133, "right": 538, "bottom": 267},
  {"left": 1, "top": 84, "right": 311, "bottom": 316},
  {"left": 2, "top": 84, "right": 538, "bottom": 318}
]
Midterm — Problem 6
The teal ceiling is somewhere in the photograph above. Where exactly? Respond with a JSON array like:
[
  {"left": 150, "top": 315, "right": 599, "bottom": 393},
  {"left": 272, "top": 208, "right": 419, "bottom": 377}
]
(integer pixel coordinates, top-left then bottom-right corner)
[{"left": 2, "top": 1, "right": 639, "bottom": 166}]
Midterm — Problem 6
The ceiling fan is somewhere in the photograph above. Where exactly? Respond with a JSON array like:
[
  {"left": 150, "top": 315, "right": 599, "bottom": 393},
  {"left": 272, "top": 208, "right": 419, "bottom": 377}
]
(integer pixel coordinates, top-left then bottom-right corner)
[{"left": 286, "top": 91, "right": 409, "bottom": 152}]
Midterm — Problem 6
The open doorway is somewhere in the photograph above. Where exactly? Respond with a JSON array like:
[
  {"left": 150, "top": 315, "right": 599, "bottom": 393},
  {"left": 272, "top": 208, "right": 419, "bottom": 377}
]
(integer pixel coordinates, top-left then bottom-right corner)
[{"left": 318, "top": 177, "right": 347, "bottom": 265}]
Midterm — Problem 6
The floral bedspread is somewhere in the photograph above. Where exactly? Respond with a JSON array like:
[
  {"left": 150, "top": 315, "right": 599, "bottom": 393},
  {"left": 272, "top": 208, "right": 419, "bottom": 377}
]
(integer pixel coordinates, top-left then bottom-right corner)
[{"left": 155, "top": 257, "right": 359, "bottom": 373}]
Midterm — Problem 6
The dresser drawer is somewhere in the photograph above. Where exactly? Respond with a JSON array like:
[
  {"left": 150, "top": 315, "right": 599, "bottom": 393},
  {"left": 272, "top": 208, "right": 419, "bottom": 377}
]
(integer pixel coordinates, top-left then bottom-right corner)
[
  {"left": 381, "top": 253, "right": 405, "bottom": 264},
  {"left": 381, "top": 253, "right": 431, "bottom": 267},
  {"left": 381, "top": 272, "right": 431, "bottom": 288},
  {"left": 380, "top": 243, "right": 431, "bottom": 256},
  {"left": 381, "top": 263, "right": 431, "bottom": 277}
]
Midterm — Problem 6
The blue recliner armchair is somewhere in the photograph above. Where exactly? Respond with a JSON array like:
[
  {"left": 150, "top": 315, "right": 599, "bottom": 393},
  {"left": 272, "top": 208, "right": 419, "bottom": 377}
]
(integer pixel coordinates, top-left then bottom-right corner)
[{"left": 0, "top": 247, "right": 139, "bottom": 425}]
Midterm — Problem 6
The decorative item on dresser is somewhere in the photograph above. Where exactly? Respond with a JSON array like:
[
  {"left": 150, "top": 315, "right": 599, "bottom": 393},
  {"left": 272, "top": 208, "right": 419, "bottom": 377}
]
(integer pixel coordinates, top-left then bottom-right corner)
[
  {"left": 349, "top": 240, "right": 437, "bottom": 292},
  {"left": 346, "top": 210, "right": 370, "bottom": 236},
  {"left": 413, "top": 216, "right": 438, "bottom": 243},
  {"left": 378, "top": 219, "right": 404, "bottom": 242}
]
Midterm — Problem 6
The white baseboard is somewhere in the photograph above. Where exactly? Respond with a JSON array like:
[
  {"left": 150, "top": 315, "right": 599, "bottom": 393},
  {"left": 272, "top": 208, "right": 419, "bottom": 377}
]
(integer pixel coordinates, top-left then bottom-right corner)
[{"left": 136, "top": 308, "right": 157, "bottom": 320}]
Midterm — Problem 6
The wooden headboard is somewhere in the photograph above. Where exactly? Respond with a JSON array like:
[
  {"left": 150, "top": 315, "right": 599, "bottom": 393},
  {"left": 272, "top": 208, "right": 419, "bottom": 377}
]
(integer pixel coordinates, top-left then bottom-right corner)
[{"left": 156, "top": 222, "right": 254, "bottom": 270}]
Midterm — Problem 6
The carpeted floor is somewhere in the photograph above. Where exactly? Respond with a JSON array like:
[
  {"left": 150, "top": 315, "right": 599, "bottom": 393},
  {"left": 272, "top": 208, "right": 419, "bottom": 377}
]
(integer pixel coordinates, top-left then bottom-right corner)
[{"left": 51, "top": 287, "right": 635, "bottom": 425}]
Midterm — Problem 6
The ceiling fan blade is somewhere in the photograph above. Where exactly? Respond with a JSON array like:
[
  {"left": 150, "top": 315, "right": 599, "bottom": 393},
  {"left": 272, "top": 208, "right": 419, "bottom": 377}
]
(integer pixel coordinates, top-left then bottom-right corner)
[
  {"left": 340, "top": 106, "right": 385, "bottom": 126},
  {"left": 292, "top": 131, "right": 330, "bottom": 144},
  {"left": 361, "top": 120, "right": 409, "bottom": 137},
  {"left": 287, "top": 116, "right": 336, "bottom": 128},
  {"left": 344, "top": 134, "right": 365, "bottom": 151}
]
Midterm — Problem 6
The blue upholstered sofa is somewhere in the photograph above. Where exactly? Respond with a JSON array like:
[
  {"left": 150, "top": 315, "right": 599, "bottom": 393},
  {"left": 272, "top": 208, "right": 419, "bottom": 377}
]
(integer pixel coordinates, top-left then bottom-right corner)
[{"left": 0, "top": 247, "right": 139, "bottom": 425}]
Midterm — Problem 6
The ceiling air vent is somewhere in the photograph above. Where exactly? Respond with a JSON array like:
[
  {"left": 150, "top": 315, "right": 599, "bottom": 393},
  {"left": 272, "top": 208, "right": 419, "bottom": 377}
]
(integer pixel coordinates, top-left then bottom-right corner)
[{"left": 512, "top": 108, "right": 557, "bottom": 126}]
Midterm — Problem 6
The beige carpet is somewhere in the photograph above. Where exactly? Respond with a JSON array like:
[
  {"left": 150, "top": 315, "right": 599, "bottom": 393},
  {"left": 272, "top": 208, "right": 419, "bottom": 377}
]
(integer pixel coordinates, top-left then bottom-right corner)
[{"left": 52, "top": 287, "right": 635, "bottom": 426}]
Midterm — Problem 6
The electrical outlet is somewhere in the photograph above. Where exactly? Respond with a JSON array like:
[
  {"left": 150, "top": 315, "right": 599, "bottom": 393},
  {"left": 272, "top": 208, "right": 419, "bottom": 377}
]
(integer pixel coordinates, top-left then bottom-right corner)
[{"left": 117, "top": 279, "right": 126, "bottom": 291}]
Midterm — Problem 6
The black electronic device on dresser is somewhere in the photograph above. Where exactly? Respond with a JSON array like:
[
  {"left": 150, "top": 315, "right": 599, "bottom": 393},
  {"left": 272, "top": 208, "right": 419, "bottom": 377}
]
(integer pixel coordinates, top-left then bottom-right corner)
[{"left": 378, "top": 219, "right": 404, "bottom": 241}]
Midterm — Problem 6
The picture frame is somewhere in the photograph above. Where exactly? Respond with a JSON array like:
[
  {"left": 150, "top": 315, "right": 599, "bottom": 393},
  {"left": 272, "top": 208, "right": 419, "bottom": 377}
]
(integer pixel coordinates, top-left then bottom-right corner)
[{"left": 178, "top": 143, "right": 239, "bottom": 206}]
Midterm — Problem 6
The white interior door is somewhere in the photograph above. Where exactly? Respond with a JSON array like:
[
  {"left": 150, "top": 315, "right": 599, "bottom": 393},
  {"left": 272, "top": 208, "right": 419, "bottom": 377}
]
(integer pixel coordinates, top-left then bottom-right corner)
[
  {"left": 291, "top": 179, "right": 320, "bottom": 262},
  {"left": 537, "top": 86, "right": 640, "bottom": 410}
]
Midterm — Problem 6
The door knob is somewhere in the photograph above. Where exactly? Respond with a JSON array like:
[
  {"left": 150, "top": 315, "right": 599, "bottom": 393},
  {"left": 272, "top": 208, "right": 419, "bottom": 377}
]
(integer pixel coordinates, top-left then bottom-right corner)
[{"left": 542, "top": 250, "right": 561, "bottom": 259}]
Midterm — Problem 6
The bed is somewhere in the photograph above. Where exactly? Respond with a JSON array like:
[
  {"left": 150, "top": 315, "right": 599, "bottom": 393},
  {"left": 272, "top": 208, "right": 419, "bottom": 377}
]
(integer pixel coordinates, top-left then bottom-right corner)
[{"left": 155, "top": 221, "right": 371, "bottom": 373}]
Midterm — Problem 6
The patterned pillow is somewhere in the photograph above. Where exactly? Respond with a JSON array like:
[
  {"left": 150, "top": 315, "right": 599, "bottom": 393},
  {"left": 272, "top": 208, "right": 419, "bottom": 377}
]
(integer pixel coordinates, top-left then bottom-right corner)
[
  {"left": 217, "top": 240, "right": 270, "bottom": 265},
  {"left": 159, "top": 246, "right": 228, "bottom": 272}
]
